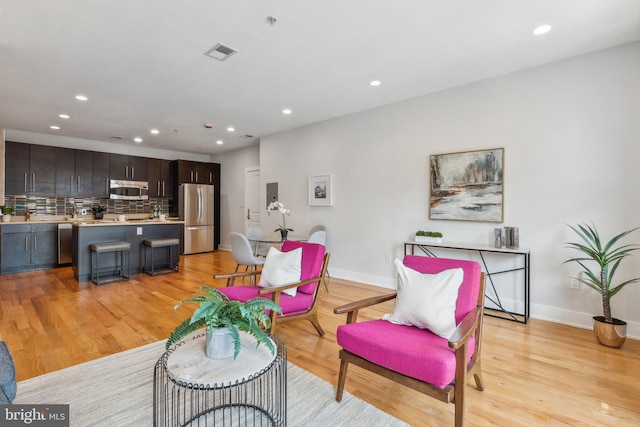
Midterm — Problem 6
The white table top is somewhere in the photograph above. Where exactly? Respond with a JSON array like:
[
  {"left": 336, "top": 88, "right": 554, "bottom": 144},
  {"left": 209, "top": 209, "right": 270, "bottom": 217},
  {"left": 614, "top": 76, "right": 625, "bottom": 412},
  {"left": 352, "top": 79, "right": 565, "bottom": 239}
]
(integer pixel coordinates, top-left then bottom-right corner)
[{"left": 166, "top": 331, "right": 276, "bottom": 387}]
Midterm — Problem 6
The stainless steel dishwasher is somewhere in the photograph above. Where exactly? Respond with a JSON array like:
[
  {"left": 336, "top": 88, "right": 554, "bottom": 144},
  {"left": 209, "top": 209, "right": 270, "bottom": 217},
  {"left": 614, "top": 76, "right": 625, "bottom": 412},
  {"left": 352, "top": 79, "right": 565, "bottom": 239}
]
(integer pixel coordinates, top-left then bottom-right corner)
[{"left": 58, "top": 223, "right": 73, "bottom": 264}]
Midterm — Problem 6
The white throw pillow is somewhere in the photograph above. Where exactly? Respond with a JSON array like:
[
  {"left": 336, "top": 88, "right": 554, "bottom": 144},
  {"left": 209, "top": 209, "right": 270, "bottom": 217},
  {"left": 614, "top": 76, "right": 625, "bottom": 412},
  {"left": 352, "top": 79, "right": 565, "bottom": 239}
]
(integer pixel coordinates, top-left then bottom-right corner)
[
  {"left": 258, "top": 247, "right": 302, "bottom": 297},
  {"left": 382, "top": 259, "right": 463, "bottom": 339}
]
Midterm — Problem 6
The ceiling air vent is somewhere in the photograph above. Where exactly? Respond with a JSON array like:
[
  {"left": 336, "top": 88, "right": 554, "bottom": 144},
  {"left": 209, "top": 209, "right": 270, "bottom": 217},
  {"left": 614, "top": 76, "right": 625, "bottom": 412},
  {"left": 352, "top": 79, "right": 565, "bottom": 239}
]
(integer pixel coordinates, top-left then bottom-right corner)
[
  {"left": 204, "top": 43, "right": 238, "bottom": 61},
  {"left": 240, "top": 134, "right": 254, "bottom": 139}
]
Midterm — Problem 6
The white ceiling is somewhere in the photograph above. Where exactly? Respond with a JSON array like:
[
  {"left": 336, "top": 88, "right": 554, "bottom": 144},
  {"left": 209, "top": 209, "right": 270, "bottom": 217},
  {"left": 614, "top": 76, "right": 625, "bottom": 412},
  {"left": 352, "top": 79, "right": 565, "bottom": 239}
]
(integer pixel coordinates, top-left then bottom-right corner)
[{"left": 0, "top": 1, "right": 639, "bottom": 155}]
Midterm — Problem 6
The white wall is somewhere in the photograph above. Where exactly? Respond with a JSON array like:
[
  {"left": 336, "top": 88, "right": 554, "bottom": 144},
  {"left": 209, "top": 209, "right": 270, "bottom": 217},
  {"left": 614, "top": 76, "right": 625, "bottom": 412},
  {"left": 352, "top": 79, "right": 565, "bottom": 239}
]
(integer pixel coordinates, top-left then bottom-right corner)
[
  {"left": 211, "top": 144, "right": 260, "bottom": 251},
  {"left": 255, "top": 43, "right": 640, "bottom": 337}
]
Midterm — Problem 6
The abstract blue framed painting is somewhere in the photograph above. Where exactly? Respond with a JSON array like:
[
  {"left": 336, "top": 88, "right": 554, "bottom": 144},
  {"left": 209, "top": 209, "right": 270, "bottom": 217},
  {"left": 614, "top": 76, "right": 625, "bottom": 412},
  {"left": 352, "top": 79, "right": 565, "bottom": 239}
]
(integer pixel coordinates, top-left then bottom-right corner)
[{"left": 429, "top": 148, "right": 504, "bottom": 222}]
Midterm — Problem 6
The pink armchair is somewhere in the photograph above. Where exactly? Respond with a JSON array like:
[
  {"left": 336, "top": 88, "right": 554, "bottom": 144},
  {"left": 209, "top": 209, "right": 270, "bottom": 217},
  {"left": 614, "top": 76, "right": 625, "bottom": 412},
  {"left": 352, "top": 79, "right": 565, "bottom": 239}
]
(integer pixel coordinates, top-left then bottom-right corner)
[
  {"left": 214, "top": 241, "right": 329, "bottom": 336},
  {"left": 333, "top": 255, "right": 486, "bottom": 427}
]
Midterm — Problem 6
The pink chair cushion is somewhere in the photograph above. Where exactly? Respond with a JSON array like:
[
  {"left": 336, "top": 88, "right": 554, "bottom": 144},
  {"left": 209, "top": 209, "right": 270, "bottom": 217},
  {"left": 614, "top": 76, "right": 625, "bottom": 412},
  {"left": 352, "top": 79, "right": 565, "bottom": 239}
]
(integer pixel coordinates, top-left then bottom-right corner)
[
  {"left": 282, "top": 241, "right": 325, "bottom": 295},
  {"left": 218, "top": 286, "right": 314, "bottom": 315},
  {"left": 337, "top": 319, "right": 476, "bottom": 389},
  {"left": 403, "top": 256, "right": 481, "bottom": 324}
]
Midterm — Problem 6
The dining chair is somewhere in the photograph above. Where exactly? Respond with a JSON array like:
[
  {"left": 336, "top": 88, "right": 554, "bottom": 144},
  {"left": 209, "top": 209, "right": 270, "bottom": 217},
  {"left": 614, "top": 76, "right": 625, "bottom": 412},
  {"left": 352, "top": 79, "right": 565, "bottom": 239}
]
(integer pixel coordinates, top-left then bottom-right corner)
[
  {"left": 307, "top": 225, "right": 329, "bottom": 293},
  {"left": 246, "top": 225, "right": 270, "bottom": 257},
  {"left": 230, "top": 232, "right": 265, "bottom": 285},
  {"left": 307, "top": 225, "right": 327, "bottom": 245},
  {"left": 333, "top": 255, "right": 486, "bottom": 427}
]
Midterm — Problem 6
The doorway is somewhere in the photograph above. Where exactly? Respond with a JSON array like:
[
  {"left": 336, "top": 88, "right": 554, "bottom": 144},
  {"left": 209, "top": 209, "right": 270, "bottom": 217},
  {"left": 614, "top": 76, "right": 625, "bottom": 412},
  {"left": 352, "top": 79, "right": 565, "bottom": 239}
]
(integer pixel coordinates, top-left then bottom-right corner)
[{"left": 244, "top": 166, "right": 260, "bottom": 232}]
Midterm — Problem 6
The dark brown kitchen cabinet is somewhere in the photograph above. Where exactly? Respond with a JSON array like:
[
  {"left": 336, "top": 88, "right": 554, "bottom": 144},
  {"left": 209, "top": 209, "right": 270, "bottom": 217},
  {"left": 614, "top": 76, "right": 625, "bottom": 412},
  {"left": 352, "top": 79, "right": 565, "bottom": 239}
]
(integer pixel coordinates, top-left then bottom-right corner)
[
  {"left": 173, "top": 160, "right": 213, "bottom": 184},
  {"left": 75, "top": 150, "right": 94, "bottom": 196},
  {"left": 147, "top": 159, "right": 172, "bottom": 198},
  {"left": 92, "top": 152, "right": 110, "bottom": 197},
  {"left": 110, "top": 154, "right": 148, "bottom": 181},
  {"left": 4, "top": 141, "right": 30, "bottom": 194},
  {"left": 29, "top": 145, "right": 57, "bottom": 195},
  {"left": 55, "top": 148, "right": 94, "bottom": 197},
  {"left": 5, "top": 142, "right": 56, "bottom": 196},
  {"left": 55, "top": 147, "right": 75, "bottom": 196}
]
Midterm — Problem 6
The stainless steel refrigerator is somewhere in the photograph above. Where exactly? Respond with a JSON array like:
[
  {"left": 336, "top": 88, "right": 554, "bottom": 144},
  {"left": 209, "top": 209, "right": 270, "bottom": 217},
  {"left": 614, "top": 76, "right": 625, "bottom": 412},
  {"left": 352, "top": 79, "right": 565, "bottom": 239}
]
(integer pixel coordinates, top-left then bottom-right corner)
[{"left": 179, "top": 184, "right": 215, "bottom": 254}]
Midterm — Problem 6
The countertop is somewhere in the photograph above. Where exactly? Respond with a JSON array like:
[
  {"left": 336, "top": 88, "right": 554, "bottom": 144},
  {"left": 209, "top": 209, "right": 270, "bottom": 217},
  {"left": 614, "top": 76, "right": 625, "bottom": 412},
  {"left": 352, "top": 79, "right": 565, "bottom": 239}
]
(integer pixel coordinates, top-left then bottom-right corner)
[{"left": 1, "top": 215, "right": 184, "bottom": 226}]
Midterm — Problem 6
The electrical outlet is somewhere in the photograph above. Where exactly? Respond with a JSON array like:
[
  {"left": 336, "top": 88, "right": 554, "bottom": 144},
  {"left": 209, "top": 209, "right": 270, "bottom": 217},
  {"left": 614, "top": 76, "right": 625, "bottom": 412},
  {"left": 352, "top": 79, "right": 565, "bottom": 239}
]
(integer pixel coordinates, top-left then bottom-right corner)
[
  {"left": 570, "top": 278, "right": 580, "bottom": 290},
  {"left": 136, "top": 227, "right": 142, "bottom": 236}
]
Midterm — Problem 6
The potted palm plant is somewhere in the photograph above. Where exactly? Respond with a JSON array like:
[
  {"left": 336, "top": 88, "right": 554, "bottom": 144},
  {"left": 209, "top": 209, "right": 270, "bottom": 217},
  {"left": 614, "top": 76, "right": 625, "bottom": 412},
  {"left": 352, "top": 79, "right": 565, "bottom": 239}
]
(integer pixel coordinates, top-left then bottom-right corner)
[
  {"left": 564, "top": 223, "right": 640, "bottom": 348},
  {"left": 165, "top": 286, "right": 282, "bottom": 359}
]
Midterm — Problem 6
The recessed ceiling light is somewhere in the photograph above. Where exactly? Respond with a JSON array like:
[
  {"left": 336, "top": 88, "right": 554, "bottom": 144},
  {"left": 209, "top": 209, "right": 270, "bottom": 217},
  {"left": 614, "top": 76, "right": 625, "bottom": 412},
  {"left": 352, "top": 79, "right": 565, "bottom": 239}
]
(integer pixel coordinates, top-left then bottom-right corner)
[
  {"left": 75, "top": 95, "right": 88, "bottom": 101},
  {"left": 227, "top": 127, "right": 235, "bottom": 132},
  {"left": 59, "top": 114, "right": 70, "bottom": 119},
  {"left": 50, "top": 125, "right": 60, "bottom": 130},
  {"left": 150, "top": 129, "right": 159, "bottom": 134},
  {"left": 216, "top": 140, "right": 224, "bottom": 145},
  {"left": 134, "top": 137, "right": 143, "bottom": 143},
  {"left": 533, "top": 24, "right": 552, "bottom": 36},
  {"left": 282, "top": 109, "right": 292, "bottom": 115},
  {"left": 370, "top": 80, "right": 382, "bottom": 87}
]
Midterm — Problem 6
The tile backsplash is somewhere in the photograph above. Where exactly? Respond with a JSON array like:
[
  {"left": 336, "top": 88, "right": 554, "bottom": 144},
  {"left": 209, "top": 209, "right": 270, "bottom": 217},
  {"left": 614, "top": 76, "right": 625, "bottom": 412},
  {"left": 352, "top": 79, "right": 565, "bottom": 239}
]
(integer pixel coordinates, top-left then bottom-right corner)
[{"left": 2, "top": 196, "right": 170, "bottom": 217}]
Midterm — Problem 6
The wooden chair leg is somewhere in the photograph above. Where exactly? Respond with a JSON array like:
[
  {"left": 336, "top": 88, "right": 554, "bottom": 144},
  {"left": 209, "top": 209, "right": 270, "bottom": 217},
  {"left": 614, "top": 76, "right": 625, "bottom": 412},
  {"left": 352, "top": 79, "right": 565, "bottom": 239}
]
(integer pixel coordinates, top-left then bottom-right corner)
[
  {"left": 308, "top": 317, "right": 325, "bottom": 337},
  {"left": 454, "top": 345, "right": 468, "bottom": 427},
  {"left": 474, "top": 371, "right": 485, "bottom": 391},
  {"left": 336, "top": 357, "right": 349, "bottom": 402}
]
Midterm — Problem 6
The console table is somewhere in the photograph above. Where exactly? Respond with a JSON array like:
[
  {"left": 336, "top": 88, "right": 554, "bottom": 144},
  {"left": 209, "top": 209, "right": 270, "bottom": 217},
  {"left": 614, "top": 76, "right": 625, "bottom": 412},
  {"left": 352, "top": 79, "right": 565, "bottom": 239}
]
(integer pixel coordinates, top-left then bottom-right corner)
[
  {"left": 404, "top": 241, "right": 530, "bottom": 324},
  {"left": 154, "top": 331, "right": 287, "bottom": 426}
]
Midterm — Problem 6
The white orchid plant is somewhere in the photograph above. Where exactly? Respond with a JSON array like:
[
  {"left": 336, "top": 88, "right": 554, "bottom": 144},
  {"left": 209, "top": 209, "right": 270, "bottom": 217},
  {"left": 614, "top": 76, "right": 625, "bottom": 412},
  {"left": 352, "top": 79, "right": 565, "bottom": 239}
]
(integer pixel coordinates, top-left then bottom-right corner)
[{"left": 267, "top": 201, "right": 293, "bottom": 233}]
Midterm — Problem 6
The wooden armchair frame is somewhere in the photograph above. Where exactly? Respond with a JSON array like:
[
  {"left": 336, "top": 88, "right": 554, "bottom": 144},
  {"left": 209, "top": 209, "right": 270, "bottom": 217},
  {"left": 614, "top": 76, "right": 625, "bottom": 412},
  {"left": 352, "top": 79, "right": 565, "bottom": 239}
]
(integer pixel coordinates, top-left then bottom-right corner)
[
  {"left": 214, "top": 253, "right": 330, "bottom": 336},
  {"left": 333, "top": 272, "right": 485, "bottom": 427}
]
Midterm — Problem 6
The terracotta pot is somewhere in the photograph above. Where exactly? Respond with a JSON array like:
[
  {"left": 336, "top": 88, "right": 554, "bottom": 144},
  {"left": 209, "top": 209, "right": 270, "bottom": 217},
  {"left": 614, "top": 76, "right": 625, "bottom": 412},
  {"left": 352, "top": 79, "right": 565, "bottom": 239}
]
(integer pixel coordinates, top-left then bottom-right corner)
[{"left": 593, "top": 316, "right": 627, "bottom": 348}]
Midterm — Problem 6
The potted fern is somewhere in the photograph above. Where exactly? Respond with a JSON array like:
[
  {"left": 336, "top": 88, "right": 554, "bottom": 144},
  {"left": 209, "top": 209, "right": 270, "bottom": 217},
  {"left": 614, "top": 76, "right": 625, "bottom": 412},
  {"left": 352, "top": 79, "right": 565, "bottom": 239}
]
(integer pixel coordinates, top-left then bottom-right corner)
[
  {"left": 564, "top": 223, "right": 640, "bottom": 348},
  {"left": 165, "top": 286, "right": 282, "bottom": 359}
]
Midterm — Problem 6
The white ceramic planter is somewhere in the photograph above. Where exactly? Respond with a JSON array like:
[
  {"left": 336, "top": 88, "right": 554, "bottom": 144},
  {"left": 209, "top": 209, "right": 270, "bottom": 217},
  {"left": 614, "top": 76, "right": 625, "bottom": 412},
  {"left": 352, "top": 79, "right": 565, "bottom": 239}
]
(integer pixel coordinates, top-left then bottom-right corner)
[
  {"left": 415, "top": 236, "right": 442, "bottom": 244},
  {"left": 205, "top": 326, "right": 235, "bottom": 359},
  {"left": 2, "top": 215, "right": 11, "bottom": 223}
]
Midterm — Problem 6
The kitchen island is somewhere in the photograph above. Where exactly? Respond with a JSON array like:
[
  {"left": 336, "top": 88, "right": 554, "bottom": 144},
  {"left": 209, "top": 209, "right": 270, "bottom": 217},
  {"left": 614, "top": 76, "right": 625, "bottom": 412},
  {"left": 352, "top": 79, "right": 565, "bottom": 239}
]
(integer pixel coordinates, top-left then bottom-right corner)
[{"left": 72, "top": 220, "right": 183, "bottom": 282}]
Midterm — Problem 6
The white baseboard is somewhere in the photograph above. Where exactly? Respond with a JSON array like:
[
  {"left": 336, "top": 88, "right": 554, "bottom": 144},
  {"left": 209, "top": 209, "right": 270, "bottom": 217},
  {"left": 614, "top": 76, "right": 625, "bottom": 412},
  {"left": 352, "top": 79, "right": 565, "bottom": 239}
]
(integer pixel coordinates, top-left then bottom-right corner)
[
  {"left": 330, "top": 268, "right": 640, "bottom": 340},
  {"left": 531, "top": 303, "right": 640, "bottom": 340},
  {"left": 217, "top": 244, "right": 231, "bottom": 252},
  {"left": 330, "top": 267, "right": 396, "bottom": 290}
]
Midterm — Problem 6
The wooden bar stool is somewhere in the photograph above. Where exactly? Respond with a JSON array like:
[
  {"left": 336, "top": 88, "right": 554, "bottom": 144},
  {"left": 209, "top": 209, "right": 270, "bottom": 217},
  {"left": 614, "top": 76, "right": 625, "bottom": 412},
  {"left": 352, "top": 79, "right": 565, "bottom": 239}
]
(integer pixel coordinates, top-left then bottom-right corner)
[
  {"left": 89, "top": 241, "right": 131, "bottom": 285},
  {"left": 143, "top": 238, "right": 180, "bottom": 275}
]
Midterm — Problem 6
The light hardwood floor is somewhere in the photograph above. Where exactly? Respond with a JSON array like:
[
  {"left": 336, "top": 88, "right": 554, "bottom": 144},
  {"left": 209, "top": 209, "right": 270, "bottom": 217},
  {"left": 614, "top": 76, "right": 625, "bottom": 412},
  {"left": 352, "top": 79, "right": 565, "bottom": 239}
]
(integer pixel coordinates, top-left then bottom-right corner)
[{"left": 1, "top": 251, "right": 639, "bottom": 426}]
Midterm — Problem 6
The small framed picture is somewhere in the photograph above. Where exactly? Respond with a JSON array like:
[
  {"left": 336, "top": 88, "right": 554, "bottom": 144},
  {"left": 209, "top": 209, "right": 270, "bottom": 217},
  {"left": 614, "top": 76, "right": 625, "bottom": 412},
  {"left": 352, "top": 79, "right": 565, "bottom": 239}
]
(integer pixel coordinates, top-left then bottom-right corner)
[{"left": 308, "top": 174, "right": 333, "bottom": 206}]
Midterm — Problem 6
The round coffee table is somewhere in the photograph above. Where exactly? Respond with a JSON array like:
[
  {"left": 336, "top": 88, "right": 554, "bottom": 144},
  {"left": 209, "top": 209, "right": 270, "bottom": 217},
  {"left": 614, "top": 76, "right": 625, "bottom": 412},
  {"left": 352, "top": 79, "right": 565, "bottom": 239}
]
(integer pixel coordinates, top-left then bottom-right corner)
[{"left": 154, "top": 331, "right": 287, "bottom": 426}]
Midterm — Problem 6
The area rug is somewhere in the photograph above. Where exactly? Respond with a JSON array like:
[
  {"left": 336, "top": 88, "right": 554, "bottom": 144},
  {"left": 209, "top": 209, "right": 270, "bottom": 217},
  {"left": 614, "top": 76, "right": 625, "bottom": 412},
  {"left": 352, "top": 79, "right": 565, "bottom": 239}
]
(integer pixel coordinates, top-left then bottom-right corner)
[{"left": 15, "top": 340, "right": 409, "bottom": 426}]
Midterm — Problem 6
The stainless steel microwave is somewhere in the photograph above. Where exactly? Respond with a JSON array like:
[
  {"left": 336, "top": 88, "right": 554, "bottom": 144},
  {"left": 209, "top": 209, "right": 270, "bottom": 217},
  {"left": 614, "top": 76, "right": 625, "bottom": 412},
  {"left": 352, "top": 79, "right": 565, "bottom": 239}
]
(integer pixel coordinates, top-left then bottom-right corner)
[{"left": 109, "top": 180, "right": 149, "bottom": 200}]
